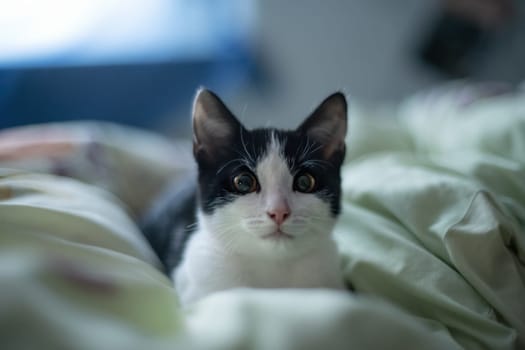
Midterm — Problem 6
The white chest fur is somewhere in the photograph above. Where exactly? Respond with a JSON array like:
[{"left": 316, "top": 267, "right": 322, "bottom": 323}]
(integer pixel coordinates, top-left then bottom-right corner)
[{"left": 173, "top": 227, "right": 345, "bottom": 306}]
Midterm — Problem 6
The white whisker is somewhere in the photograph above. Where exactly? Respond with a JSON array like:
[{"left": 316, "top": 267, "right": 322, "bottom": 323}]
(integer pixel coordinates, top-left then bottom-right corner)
[
  {"left": 216, "top": 158, "right": 251, "bottom": 175},
  {"left": 239, "top": 128, "right": 255, "bottom": 165}
]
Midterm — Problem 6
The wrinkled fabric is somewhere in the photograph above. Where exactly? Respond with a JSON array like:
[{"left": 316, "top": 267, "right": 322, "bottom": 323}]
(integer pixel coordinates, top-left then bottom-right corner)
[{"left": 0, "top": 83, "right": 523, "bottom": 349}]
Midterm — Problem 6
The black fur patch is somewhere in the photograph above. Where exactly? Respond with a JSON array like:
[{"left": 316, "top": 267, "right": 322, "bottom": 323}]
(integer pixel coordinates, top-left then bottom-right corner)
[
  {"left": 140, "top": 177, "right": 198, "bottom": 274},
  {"left": 196, "top": 127, "right": 345, "bottom": 216}
]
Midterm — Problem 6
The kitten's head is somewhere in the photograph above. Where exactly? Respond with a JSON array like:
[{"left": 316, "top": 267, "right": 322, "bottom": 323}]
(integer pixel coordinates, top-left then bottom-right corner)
[{"left": 192, "top": 89, "right": 347, "bottom": 258}]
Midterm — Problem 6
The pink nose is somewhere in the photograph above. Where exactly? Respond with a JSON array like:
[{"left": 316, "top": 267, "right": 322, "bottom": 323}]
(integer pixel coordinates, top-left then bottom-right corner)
[{"left": 267, "top": 208, "right": 290, "bottom": 225}]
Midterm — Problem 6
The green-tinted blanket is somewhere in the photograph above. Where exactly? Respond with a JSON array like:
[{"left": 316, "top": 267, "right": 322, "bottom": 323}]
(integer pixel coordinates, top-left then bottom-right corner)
[{"left": 1, "top": 83, "right": 523, "bottom": 349}]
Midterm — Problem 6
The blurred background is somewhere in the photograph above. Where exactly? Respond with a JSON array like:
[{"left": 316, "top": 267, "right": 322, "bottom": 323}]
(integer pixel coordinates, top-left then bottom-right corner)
[{"left": 0, "top": 0, "right": 523, "bottom": 135}]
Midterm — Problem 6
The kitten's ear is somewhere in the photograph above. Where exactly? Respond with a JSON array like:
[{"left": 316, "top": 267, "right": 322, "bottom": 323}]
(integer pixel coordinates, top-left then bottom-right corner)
[
  {"left": 192, "top": 88, "right": 242, "bottom": 160},
  {"left": 297, "top": 92, "right": 348, "bottom": 159}
]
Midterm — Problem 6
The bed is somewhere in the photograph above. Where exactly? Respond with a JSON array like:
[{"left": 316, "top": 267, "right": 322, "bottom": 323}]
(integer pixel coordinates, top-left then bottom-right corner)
[{"left": 0, "top": 82, "right": 523, "bottom": 349}]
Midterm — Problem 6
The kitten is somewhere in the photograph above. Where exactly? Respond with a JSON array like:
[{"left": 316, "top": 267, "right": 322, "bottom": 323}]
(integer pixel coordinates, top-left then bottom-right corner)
[{"left": 141, "top": 89, "right": 348, "bottom": 306}]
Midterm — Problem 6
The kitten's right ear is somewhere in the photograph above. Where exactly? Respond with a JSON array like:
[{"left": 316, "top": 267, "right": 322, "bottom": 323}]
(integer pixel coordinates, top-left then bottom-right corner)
[
  {"left": 192, "top": 88, "right": 242, "bottom": 160},
  {"left": 297, "top": 92, "right": 347, "bottom": 159}
]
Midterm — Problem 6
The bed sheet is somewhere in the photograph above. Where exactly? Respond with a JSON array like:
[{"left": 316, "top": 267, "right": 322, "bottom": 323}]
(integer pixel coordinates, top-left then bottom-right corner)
[{"left": 0, "top": 83, "right": 524, "bottom": 349}]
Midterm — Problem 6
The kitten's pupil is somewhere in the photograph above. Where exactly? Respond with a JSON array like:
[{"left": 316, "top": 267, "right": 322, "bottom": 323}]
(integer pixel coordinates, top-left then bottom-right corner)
[
  {"left": 294, "top": 173, "right": 316, "bottom": 193},
  {"left": 233, "top": 172, "right": 257, "bottom": 194}
]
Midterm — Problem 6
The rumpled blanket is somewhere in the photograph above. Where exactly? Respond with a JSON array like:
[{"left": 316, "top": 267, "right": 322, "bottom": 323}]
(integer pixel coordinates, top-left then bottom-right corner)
[{"left": 0, "top": 82, "right": 523, "bottom": 349}]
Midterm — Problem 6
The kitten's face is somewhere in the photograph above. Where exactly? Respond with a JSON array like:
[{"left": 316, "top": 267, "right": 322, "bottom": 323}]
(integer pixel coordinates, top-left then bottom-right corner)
[{"left": 192, "top": 90, "right": 347, "bottom": 258}]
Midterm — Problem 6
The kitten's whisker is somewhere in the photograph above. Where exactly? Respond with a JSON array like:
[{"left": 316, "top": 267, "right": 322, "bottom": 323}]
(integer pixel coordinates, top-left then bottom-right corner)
[
  {"left": 185, "top": 222, "right": 199, "bottom": 230},
  {"left": 216, "top": 158, "right": 241, "bottom": 175},
  {"left": 239, "top": 128, "right": 256, "bottom": 165},
  {"left": 216, "top": 158, "right": 253, "bottom": 175},
  {"left": 300, "top": 143, "right": 325, "bottom": 165},
  {"left": 302, "top": 159, "right": 332, "bottom": 170},
  {"left": 297, "top": 138, "right": 312, "bottom": 162}
]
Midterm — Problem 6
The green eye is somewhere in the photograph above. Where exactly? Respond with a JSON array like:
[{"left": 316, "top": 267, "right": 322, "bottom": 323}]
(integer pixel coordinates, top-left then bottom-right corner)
[
  {"left": 294, "top": 173, "right": 316, "bottom": 193},
  {"left": 232, "top": 172, "right": 258, "bottom": 194}
]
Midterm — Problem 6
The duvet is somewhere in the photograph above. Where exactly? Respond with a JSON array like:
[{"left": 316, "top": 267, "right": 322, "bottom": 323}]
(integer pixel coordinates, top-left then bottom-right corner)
[{"left": 0, "top": 83, "right": 523, "bottom": 350}]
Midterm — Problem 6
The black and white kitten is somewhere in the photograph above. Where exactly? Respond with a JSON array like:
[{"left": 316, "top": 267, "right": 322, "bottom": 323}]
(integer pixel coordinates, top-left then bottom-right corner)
[{"left": 142, "top": 89, "right": 348, "bottom": 305}]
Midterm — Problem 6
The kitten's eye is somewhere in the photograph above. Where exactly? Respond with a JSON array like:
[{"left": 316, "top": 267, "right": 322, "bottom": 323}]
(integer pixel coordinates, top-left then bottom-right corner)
[
  {"left": 294, "top": 173, "right": 316, "bottom": 193},
  {"left": 232, "top": 172, "right": 258, "bottom": 194}
]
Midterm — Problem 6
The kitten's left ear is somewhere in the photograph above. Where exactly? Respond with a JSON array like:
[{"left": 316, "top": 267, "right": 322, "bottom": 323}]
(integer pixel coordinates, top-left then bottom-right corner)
[{"left": 297, "top": 92, "right": 348, "bottom": 159}]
